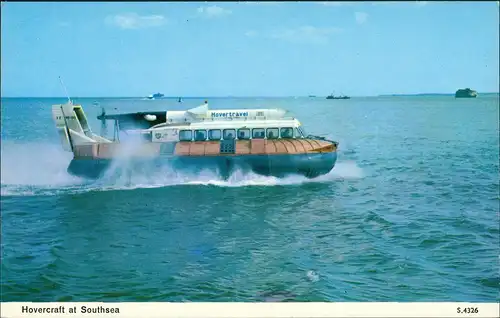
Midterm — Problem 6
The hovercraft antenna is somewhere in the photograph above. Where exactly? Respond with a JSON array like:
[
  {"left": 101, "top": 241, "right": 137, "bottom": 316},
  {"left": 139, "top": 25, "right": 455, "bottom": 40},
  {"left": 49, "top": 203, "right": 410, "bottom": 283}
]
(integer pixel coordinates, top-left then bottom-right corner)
[{"left": 58, "top": 76, "right": 72, "bottom": 105}]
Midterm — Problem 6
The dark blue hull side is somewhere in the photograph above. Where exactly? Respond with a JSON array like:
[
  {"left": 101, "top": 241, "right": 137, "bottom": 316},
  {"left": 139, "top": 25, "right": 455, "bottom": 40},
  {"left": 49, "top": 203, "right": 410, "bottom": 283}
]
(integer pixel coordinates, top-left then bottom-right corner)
[{"left": 67, "top": 152, "right": 338, "bottom": 180}]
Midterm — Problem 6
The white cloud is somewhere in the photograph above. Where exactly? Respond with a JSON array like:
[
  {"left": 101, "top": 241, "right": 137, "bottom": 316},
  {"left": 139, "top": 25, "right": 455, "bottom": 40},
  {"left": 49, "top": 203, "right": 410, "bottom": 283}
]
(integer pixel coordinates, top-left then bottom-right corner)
[
  {"left": 105, "top": 13, "right": 166, "bottom": 29},
  {"left": 355, "top": 12, "right": 368, "bottom": 25},
  {"left": 371, "top": 1, "right": 400, "bottom": 5},
  {"left": 197, "top": 5, "right": 232, "bottom": 18},
  {"left": 242, "top": 1, "right": 281, "bottom": 5},
  {"left": 269, "top": 26, "right": 342, "bottom": 44},
  {"left": 372, "top": 1, "right": 429, "bottom": 6},
  {"left": 318, "top": 1, "right": 357, "bottom": 6},
  {"left": 245, "top": 30, "right": 258, "bottom": 37}
]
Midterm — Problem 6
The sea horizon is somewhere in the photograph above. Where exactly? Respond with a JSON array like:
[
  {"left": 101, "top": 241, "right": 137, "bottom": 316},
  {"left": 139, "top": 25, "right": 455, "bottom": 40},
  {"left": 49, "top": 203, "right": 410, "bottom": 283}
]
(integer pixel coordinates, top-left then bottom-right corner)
[{"left": 1, "top": 92, "right": 499, "bottom": 99}]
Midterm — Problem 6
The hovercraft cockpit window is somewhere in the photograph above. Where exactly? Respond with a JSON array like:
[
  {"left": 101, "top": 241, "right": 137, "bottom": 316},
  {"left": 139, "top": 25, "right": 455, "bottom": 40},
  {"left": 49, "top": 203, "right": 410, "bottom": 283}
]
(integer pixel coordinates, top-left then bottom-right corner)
[
  {"left": 194, "top": 130, "right": 207, "bottom": 141},
  {"left": 280, "top": 127, "right": 294, "bottom": 139},
  {"left": 295, "top": 127, "right": 306, "bottom": 138},
  {"left": 252, "top": 128, "right": 265, "bottom": 139},
  {"left": 223, "top": 129, "right": 236, "bottom": 140},
  {"left": 237, "top": 128, "right": 251, "bottom": 140},
  {"left": 298, "top": 126, "right": 307, "bottom": 137},
  {"left": 266, "top": 128, "right": 279, "bottom": 139},
  {"left": 208, "top": 129, "right": 222, "bottom": 140},
  {"left": 179, "top": 130, "right": 193, "bottom": 141}
]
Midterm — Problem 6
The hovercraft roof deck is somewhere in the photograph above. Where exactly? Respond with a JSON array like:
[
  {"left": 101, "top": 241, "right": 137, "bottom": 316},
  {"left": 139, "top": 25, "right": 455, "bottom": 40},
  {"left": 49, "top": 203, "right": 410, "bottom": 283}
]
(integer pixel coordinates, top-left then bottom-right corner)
[{"left": 97, "top": 102, "right": 296, "bottom": 131}]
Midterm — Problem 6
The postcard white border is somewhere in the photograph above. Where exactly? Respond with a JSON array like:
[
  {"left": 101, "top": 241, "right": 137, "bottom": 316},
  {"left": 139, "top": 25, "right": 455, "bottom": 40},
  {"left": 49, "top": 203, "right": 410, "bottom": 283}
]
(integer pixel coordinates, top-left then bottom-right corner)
[{"left": 1, "top": 302, "right": 499, "bottom": 318}]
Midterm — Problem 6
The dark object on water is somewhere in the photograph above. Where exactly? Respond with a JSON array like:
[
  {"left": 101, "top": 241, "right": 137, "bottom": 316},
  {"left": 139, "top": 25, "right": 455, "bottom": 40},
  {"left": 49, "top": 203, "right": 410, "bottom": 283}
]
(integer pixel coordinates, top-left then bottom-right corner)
[
  {"left": 147, "top": 93, "right": 165, "bottom": 100},
  {"left": 178, "top": 97, "right": 183, "bottom": 103},
  {"left": 455, "top": 88, "right": 478, "bottom": 98},
  {"left": 326, "top": 92, "right": 350, "bottom": 100}
]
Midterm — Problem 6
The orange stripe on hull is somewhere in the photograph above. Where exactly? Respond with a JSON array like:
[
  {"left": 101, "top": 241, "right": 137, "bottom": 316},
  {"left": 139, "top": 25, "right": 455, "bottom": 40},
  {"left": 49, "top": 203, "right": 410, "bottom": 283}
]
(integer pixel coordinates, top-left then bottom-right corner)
[
  {"left": 175, "top": 142, "right": 191, "bottom": 156},
  {"left": 280, "top": 139, "right": 298, "bottom": 154},
  {"left": 250, "top": 139, "right": 266, "bottom": 154},
  {"left": 72, "top": 139, "right": 336, "bottom": 159},
  {"left": 204, "top": 141, "right": 220, "bottom": 155},
  {"left": 299, "top": 139, "right": 315, "bottom": 152},
  {"left": 189, "top": 142, "right": 206, "bottom": 156},
  {"left": 235, "top": 140, "right": 251, "bottom": 154}
]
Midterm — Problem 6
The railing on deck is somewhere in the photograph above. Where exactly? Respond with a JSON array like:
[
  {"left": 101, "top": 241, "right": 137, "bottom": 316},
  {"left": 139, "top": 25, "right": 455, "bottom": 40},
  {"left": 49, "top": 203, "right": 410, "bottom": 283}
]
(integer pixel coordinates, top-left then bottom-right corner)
[
  {"left": 149, "top": 116, "right": 297, "bottom": 129},
  {"left": 168, "top": 115, "right": 297, "bottom": 123}
]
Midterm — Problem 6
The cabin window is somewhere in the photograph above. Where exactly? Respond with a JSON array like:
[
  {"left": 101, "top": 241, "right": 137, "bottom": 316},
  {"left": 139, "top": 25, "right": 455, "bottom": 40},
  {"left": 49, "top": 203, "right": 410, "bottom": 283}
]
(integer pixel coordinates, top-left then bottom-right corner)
[
  {"left": 298, "top": 126, "right": 307, "bottom": 137},
  {"left": 280, "top": 127, "right": 294, "bottom": 139},
  {"left": 179, "top": 130, "right": 193, "bottom": 141},
  {"left": 266, "top": 128, "right": 279, "bottom": 139},
  {"left": 237, "top": 128, "right": 251, "bottom": 140},
  {"left": 257, "top": 111, "right": 264, "bottom": 117},
  {"left": 223, "top": 129, "right": 236, "bottom": 140},
  {"left": 295, "top": 128, "right": 304, "bottom": 138},
  {"left": 252, "top": 128, "right": 265, "bottom": 139},
  {"left": 194, "top": 129, "right": 207, "bottom": 141},
  {"left": 208, "top": 129, "right": 222, "bottom": 140}
]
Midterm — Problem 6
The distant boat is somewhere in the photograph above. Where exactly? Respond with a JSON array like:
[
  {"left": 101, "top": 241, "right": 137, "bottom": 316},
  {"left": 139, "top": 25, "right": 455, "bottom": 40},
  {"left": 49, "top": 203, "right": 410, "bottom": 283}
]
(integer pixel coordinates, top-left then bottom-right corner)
[
  {"left": 308, "top": 95, "right": 317, "bottom": 98},
  {"left": 326, "top": 92, "right": 350, "bottom": 100},
  {"left": 147, "top": 93, "right": 165, "bottom": 100},
  {"left": 178, "top": 97, "right": 183, "bottom": 103},
  {"left": 455, "top": 88, "right": 478, "bottom": 98}
]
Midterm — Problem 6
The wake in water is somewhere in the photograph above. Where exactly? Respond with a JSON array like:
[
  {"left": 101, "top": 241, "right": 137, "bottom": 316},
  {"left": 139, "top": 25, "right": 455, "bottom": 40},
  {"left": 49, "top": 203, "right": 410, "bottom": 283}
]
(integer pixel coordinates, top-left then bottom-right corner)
[
  {"left": 0, "top": 141, "right": 364, "bottom": 197},
  {"left": 1, "top": 142, "right": 84, "bottom": 196}
]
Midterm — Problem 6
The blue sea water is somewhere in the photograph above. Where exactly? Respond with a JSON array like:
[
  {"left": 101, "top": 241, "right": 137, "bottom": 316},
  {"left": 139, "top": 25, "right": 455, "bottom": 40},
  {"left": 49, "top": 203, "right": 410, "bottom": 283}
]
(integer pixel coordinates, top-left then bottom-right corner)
[{"left": 1, "top": 95, "right": 499, "bottom": 302}]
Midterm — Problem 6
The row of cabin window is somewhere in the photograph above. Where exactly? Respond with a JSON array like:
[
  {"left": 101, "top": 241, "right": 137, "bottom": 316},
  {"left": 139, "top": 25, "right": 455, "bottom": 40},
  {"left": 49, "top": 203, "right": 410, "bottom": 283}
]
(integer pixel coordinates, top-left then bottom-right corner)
[{"left": 179, "top": 127, "right": 296, "bottom": 142}]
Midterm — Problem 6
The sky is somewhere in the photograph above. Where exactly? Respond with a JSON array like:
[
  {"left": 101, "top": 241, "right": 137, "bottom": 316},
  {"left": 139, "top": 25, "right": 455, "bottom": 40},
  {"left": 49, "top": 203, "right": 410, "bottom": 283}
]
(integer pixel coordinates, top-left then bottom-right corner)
[{"left": 1, "top": 1, "right": 498, "bottom": 97}]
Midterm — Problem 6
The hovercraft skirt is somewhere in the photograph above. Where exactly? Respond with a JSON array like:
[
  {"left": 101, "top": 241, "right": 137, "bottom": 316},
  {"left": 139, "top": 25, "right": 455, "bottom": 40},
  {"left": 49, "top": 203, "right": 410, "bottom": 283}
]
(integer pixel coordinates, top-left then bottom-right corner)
[{"left": 67, "top": 152, "right": 337, "bottom": 180}]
